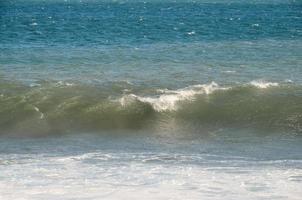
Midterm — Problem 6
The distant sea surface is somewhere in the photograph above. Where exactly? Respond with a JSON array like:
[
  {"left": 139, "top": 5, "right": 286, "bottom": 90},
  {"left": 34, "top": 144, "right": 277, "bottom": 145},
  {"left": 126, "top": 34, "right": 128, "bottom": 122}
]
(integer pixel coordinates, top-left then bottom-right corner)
[{"left": 0, "top": 0, "right": 302, "bottom": 199}]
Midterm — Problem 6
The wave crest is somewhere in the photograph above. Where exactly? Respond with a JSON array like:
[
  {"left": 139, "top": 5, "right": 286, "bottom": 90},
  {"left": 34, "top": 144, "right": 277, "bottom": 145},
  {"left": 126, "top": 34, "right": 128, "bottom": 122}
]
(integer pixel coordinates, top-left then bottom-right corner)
[
  {"left": 249, "top": 80, "right": 279, "bottom": 89},
  {"left": 119, "top": 82, "right": 227, "bottom": 111}
]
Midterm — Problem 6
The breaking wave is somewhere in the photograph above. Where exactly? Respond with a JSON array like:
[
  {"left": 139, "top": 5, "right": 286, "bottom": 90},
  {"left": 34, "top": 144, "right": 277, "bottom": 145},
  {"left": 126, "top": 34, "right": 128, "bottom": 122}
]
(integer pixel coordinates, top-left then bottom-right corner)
[
  {"left": 0, "top": 80, "right": 301, "bottom": 136},
  {"left": 119, "top": 82, "right": 228, "bottom": 111},
  {"left": 249, "top": 80, "right": 279, "bottom": 89}
]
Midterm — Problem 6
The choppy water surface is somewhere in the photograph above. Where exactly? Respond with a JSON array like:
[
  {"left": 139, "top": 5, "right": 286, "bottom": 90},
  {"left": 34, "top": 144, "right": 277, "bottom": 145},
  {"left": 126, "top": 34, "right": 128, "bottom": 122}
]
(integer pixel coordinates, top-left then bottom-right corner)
[
  {"left": 1, "top": 133, "right": 302, "bottom": 200},
  {"left": 0, "top": 0, "right": 302, "bottom": 199}
]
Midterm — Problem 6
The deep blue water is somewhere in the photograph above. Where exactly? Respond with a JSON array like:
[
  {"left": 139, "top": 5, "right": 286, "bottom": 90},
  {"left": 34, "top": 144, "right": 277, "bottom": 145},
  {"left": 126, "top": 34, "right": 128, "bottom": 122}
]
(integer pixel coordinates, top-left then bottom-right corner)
[
  {"left": 1, "top": 0, "right": 301, "bottom": 86},
  {"left": 1, "top": 1, "right": 302, "bottom": 45}
]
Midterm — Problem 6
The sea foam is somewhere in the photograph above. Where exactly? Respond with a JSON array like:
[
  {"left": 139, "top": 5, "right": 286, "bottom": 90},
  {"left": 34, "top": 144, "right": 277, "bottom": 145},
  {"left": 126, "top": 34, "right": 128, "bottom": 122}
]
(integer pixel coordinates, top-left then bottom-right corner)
[
  {"left": 120, "top": 82, "right": 228, "bottom": 111},
  {"left": 249, "top": 80, "right": 279, "bottom": 89}
]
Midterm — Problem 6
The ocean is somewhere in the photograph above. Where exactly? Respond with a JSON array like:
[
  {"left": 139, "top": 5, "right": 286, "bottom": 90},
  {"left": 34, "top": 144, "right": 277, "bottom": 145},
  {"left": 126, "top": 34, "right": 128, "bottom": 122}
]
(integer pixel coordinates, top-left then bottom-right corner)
[{"left": 0, "top": 0, "right": 302, "bottom": 199}]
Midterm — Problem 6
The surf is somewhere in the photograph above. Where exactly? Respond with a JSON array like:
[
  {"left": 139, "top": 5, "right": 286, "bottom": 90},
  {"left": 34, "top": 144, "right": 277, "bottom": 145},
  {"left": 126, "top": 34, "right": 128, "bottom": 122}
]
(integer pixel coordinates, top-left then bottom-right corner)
[{"left": 1, "top": 80, "right": 301, "bottom": 136}]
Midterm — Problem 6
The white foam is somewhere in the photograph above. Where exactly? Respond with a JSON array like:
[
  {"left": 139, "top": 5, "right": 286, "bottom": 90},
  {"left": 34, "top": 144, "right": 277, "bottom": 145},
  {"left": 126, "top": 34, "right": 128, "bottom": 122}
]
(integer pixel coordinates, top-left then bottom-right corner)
[
  {"left": 56, "top": 81, "right": 74, "bottom": 87},
  {"left": 223, "top": 70, "right": 236, "bottom": 73},
  {"left": 120, "top": 82, "right": 227, "bottom": 112},
  {"left": 187, "top": 31, "right": 196, "bottom": 35},
  {"left": 29, "top": 83, "right": 41, "bottom": 87},
  {"left": 1, "top": 151, "right": 301, "bottom": 200},
  {"left": 249, "top": 80, "right": 279, "bottom": 89},
  {"left": 33, "top": 106, "right": 44, "bottom": 119},
  {"left": 284, "top": 79, "right": 293, "bottom": 83}
]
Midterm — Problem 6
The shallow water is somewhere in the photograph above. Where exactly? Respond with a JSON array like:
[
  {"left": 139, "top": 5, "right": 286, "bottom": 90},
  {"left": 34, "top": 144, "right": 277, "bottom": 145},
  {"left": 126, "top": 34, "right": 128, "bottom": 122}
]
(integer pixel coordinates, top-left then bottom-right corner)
[
  {"left": 0, "top": 0, "right": 302, "bottom": 199},
  {"left": 1, "top": 132, "right": 302, "bottom": 200}
]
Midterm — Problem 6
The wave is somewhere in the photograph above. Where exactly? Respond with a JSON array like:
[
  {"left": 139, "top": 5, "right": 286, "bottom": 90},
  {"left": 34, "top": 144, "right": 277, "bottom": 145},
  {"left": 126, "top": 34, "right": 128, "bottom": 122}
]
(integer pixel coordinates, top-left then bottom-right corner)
[
  {"left": 119, "top": 82, "right": 228, "bottom": 111},
  {"left": 0, "top": 80, "right": 301, "bottom": 136},
  {"left": 249, "top": 80, "right": 279, "bottom": 89},
  {"left": 120, "top": 81, "right": 280, "bottom": 112}
]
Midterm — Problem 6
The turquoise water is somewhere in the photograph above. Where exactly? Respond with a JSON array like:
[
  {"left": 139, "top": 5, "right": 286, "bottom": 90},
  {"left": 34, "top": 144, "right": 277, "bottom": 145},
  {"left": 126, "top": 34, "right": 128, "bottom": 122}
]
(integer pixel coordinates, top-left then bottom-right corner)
[{"left": 0, "top": 0, "right": 302, "bottom": 199}]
